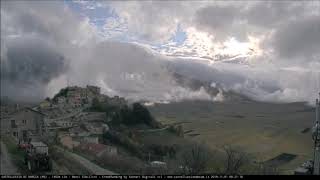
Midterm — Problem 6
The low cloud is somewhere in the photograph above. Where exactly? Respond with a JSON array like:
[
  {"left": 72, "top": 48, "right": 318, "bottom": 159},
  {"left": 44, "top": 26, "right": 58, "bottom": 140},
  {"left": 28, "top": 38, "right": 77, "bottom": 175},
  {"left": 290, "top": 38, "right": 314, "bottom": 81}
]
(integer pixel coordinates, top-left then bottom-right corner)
[{"left": 169, "top": 59, "right": 320, "bottom": 105}]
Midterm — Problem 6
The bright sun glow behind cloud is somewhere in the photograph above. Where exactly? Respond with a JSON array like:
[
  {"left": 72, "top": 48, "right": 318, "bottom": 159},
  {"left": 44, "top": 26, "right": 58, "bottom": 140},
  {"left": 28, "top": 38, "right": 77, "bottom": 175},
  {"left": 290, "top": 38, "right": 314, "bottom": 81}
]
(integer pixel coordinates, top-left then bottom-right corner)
[
  {"left": 218, "top": 37, "right": 254, "bottom": 56},
  {"left": 156, "top": 26, "right": 264, "bottom": 63}
]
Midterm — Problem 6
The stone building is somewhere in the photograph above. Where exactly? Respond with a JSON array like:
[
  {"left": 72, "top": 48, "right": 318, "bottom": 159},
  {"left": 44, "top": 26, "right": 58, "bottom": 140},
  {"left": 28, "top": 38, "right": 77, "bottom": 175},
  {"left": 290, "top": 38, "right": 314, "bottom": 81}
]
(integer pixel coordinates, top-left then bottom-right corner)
[
  {"left": 59, "top": 85, "right": 102, "bottom": 107},
  {"left": 56, "top": 96, "right": 66, "bottom": 106},
  {"left": 55, "top": 120, "right": 74, "bottom": 128},
  {"left": 39, "top": 99, "right": 51, "bottom": 109},
  {"left": 85, "top": 122, "right": 108, "bottom": 135},
  {"left": 69, "top": 126, "right": 91, "bottom": 137},
  {"left": 105, "top": 96, "right": 127, "bottom": 107},
  {"left": 66, "top": 86, "right": 84, "bottom": 107},
  {"left": 59, "top": 134, "right": 80, "bottom": 150},
  {"left": 1, "top": 107, "right": 46, "bottom": 142},
  {"left": 86, "top": 85, "right": 101, "bottom": 104},
  {"left": 77, "top": 143, "right": 117, "bottom": 157}
]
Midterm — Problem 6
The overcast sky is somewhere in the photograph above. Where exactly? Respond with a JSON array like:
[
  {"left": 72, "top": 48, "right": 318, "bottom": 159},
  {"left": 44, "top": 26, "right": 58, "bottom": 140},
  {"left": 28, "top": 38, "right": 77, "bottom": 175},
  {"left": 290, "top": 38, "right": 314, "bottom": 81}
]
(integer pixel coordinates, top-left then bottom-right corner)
[{"left": 1, "top": 0, "right": 319, "bottom": 104}]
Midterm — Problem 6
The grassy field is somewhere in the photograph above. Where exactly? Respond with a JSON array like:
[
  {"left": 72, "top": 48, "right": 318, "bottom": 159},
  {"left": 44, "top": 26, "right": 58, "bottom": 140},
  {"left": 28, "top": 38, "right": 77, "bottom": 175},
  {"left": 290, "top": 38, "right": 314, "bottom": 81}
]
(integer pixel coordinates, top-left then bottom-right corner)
[{"left": 147, "top": 100, "right": 315, "bottom": 174}]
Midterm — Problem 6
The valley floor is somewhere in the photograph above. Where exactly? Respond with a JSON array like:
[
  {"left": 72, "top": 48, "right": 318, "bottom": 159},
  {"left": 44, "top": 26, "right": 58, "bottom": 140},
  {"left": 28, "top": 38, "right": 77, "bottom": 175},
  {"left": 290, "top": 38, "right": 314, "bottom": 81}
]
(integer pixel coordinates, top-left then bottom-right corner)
[{"left": 148, "top": 100, "right": 315, "bottom": 174}]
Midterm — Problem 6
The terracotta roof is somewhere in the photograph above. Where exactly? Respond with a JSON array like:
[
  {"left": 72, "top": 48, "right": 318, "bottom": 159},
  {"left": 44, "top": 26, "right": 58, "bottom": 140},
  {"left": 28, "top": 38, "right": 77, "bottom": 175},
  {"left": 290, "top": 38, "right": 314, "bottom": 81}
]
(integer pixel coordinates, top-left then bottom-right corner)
[{"left": 78, "top": 143, "right": 108, "bottom": 154}]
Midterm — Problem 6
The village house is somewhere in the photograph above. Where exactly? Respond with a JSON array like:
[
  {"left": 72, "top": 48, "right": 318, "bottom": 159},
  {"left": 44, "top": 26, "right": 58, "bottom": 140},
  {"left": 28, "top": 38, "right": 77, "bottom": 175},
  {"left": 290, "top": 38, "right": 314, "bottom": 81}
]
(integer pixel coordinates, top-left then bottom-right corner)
[
  {"left": 55, "top": 120, "right": 74, "bottom": 128},
  {"left": 82, "top": 135, "right": 100, "bottom": 144},
  {"left": 39, "top": 99, "right": 52, "bottom": 109},
  {"left": 85, "top": 85, "right": 101, "bottom": 104},
  {"left": 0, "top": 107, "right": 46, "bottom": 142},
  {"left": 66, "top": 86, "right": 83, "bottom": 107},
  {"left": 56, "top": 96, "right": 66, "bottom": 106},
  {"left": 59, "top": 133, "right": 80, "bottom": 150},
  {"left": 60, "top": 85, "right": 102, "bottom": 108},
  {"left": 84, "top": 122, "right": 109, "bottom": 135},
  {"left": 77, "top": 143, "right": 117, "bottom": 158},
  {"left": 69, "top": 126, "right": 91, "bottom": 137},
  {"left": 42, "top": 121, "right": 61, "bottom": 142},
  {"left": 106, "top": 96, "right": 127, "bottom": 107}
]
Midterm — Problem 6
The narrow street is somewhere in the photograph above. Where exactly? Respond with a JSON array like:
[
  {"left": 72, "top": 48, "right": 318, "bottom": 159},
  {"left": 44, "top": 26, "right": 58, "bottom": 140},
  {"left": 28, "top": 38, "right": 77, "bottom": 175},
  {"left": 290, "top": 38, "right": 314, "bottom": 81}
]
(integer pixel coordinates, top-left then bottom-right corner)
[{"left": 0, "top": 141, "right": 20, "bottom": 175}]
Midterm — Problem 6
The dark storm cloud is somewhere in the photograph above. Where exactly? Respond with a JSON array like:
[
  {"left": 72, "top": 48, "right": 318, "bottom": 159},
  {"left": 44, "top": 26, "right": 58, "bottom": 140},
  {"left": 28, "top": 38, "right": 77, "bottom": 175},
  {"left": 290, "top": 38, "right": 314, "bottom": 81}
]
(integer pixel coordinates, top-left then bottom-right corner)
[
  {"left": 0, "top": 1, "right": 86, "bottom": 101},
  {"left": 1, "top": 37, "right": 66, "bottom": 84},
  {"left": 244, "top": 1, "right": 320, "bottom": 62},
  {"left": 245, "top": 1, "right": 304, "bottom": 29},
  {"left": 0, "top": 1, "right": 91, "bottom": 44},
  {"left": 194, "top": 5, "right": 247, "bottom": 41},
  {"left": 0, "top": 37, "right": 67, "bottom": 102},
  {"left": 270, "top": 16, "right": 320, "bottom": 61}
]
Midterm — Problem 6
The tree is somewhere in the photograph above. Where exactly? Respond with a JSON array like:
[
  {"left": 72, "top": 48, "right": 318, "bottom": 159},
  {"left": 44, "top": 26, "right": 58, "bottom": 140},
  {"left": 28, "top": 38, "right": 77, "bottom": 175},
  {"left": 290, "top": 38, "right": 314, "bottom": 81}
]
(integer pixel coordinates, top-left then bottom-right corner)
[
  {"left": 222, "top": 145, "right": 249, "bottom": 174},
  {"left": 178, "top": 143, "right": 210, "bottom": 174},
  {"left": 131, "top": 103, "right": 154, "bottom": 125},
  {"left": 53, "top": 88, "right": 68, "bottom": 100},
  {"left": 120, "top": 105, "right": 133, "bottom": 124}
]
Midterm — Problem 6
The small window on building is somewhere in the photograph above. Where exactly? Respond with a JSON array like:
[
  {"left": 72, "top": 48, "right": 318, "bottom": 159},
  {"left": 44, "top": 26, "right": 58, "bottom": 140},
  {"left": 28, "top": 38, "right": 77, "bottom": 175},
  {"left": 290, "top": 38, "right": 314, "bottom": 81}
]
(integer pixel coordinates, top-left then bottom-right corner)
[
  {"left": 22, "top": 120, "right": 26, "bottom": 124},
  {"left": 11, "top": 120, "right": 16, "bottom": 128},
  {"left": 13, "top": 132, "right": 18, "bottom": 137}
]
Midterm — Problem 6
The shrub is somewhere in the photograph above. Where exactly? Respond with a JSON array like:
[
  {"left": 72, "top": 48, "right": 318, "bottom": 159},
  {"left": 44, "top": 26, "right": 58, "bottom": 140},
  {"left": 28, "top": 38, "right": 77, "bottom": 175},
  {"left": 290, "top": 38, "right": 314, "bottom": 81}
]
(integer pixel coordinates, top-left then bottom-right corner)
[
  {"left": 108, "top": 103, "right": 159, "bottom": 128},
  {"left": 53, "top": 88, "right": 68, "bottom": 100},
  {"left": 131, "top": 103, "right": 153, "bottom": 125}
]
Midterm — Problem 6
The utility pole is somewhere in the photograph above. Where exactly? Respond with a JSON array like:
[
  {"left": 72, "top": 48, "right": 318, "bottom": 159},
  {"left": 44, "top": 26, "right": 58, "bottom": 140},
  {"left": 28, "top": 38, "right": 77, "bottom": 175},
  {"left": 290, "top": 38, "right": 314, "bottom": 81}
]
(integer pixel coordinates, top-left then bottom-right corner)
[
  {"left": 313, "top": 93, "right": 320, "bottom": 175},
  {"left": 295, "top": 93, "right": 320, "bottom": 175}
]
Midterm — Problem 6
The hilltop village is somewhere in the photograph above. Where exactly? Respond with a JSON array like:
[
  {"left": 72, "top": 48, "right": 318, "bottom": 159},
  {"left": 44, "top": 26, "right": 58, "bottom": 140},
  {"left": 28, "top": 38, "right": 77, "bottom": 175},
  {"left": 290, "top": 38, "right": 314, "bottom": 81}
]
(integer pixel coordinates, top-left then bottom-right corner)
[
  {"left": 2, "top": 86, "right": 124, "bottom": 144},
  {"left": 2, "top": 85, "right": 315, "bottom": 175},
  {"left": 0, "top": 85, "right": 185, "bottom": 174}
]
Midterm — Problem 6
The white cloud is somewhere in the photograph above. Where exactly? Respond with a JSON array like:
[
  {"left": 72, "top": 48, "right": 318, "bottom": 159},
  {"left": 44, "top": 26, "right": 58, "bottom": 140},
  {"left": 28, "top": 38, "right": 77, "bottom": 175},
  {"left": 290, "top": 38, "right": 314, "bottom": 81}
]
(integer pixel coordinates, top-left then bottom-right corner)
[{"left": 1, "top": 0, "right": 319, "bottom": 105}]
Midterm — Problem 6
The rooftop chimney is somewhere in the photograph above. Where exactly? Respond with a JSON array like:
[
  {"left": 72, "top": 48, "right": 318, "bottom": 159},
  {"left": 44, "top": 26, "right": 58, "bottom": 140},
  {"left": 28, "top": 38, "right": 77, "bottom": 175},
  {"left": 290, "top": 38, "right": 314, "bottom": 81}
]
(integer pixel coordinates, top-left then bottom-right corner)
[{"left": 15, "top": 104, "right": 19, "bottom": 111}]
